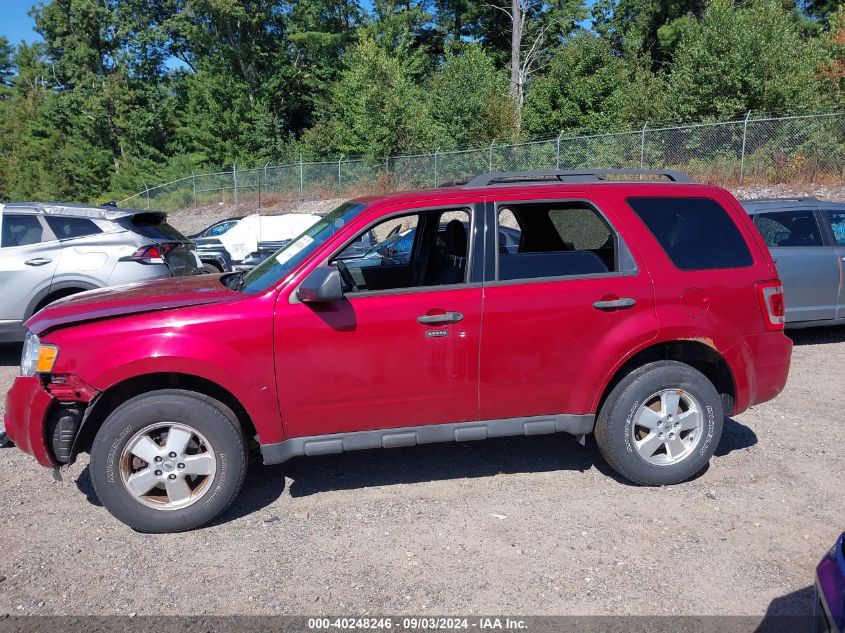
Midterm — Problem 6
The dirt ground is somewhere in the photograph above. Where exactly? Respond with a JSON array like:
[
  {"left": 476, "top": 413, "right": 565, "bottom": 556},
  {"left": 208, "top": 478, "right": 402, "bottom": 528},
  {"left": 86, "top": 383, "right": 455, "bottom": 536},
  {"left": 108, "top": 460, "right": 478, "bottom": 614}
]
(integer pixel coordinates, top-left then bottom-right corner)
[{"left": 0, "top": 326, "right": 842, "bottom": 622}]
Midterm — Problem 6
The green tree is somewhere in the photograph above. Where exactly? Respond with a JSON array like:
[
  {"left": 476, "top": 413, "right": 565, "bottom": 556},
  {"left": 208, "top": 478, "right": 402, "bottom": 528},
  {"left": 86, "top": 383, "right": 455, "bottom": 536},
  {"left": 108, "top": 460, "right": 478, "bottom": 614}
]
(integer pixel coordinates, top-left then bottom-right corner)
[
  {"left": 668, "top": 0, "right": 828, "bottom": 119},
  {"left": 591, "top": 0, "right": 707, "bottom": 64},
  {"left": 429, "top": 44, "right": 516, "bottom": 147},
  {"left": 522, "top": 32, "right": 667, "bottom": 136},
  {"left": 304, "top": 35, "right": 441, "bottom": 157}
]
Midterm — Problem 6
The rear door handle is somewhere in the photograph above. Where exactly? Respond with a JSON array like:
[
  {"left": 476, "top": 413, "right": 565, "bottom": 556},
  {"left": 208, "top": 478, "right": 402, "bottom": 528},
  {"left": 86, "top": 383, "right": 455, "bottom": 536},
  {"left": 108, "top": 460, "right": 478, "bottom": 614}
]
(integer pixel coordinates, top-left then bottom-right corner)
[
  {"left": 417, "top": 311, "right": 464, "bottom": 325},
  {"left": 593, "top": 297, "right": 636, "bottom": 310},
  {"left": 24, "top": 258, "right": 52, "bottom": 266}
]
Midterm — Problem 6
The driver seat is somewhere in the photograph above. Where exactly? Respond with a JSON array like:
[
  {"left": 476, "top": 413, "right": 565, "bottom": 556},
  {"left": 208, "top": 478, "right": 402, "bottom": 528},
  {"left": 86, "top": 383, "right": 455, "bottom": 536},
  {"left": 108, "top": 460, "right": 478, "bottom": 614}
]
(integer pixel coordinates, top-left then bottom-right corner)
[{"left": 432, "top": 220, "right": 467, "bottom": 285}]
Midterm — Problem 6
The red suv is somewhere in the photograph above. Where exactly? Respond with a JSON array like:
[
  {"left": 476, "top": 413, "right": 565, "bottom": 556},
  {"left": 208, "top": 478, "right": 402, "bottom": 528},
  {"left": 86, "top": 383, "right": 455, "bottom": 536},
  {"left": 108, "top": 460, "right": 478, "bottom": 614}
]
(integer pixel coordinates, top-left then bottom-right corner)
[{"left": 5, "top": 170, "right": 792, "bottom": 532}]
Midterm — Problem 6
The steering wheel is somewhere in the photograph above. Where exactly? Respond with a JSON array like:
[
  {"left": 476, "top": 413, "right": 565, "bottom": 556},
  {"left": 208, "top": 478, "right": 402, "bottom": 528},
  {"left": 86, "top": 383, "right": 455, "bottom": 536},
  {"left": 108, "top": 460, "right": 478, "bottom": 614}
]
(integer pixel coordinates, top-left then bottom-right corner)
[{"left": 335, "top": 260, "right": 358, "bottom": 293}]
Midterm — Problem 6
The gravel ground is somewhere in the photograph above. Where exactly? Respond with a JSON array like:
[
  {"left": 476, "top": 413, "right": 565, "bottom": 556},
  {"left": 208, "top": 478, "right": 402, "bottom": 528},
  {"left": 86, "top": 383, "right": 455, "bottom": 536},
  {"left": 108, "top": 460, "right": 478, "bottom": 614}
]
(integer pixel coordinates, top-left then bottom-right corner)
[
  {"left": 0, "top": 327, "right": 842, "bottom": 620},
  {"left": 161, "top": 182, "right": 845, "bottom": 237}
]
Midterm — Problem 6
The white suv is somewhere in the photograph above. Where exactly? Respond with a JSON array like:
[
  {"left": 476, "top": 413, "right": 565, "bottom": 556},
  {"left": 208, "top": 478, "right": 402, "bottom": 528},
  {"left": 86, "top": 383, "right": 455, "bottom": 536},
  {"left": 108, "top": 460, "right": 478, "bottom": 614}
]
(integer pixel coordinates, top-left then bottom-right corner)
[{"left": 0, "top": 202, "right": 202, "bottom": 343}]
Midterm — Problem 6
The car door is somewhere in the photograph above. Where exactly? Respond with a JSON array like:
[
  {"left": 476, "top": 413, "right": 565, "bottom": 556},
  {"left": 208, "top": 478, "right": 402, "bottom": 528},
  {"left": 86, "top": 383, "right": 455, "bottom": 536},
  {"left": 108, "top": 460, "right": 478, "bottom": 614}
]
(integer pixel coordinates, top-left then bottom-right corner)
[
  {"left": 819, "top": 208, "right": 845, "bottom": 319},
  {"left": 752, "top": 208, "right": 838, "bottom": 323},
  {"left": 0, "top": 210, "right": 60, "bottom": 335},
  {"left": 478, "top": 194, "right": 658, "bottom": 421},
  {"left": 274, "top": 204, "right": 482, "bottom": 439}
]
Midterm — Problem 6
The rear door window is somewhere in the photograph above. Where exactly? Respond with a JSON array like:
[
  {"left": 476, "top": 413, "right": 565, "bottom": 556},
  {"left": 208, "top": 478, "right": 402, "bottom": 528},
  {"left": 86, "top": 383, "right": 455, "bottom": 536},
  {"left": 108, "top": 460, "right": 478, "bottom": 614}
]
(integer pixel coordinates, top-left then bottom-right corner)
[
  {"left": 754, "top": 210, "right": 824, "bottom": 247},
  {"left": 1, "top": 214, "right": 45, "bottom": 247},
  {"left": 44, "top": 216, "right": 103, "bottom": 240},
  {"left": 627, "top": 197, "right": 752, "bottom": 270},
  {"left": 496, "top": 202, "right": 616, "bottom": 281}
]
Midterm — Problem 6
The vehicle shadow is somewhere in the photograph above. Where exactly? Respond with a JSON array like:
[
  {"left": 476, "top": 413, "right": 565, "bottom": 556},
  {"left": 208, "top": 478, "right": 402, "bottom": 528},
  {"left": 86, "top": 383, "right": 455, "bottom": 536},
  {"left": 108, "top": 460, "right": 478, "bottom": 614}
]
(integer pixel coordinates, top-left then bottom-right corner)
[
  {"left": 74, "top": 456, "right": 289, "bottom": 526},
  {"left": 715, "top": 415, "right": 758, "bottom": 456},
  {"left": 283, "top": 415, "right": 757, "bottom": 497},
  {"left": 789, "top": 326, "right": 845, "bottom": 346},
  {"left": 755, "top": 585, "right": 815, "bottom": 632},
  {"left": 70, "top": 415, "right": 756, "bottom": 516},
  {"left": 285, "top": 433, "right": 599, "bottom": 497}
]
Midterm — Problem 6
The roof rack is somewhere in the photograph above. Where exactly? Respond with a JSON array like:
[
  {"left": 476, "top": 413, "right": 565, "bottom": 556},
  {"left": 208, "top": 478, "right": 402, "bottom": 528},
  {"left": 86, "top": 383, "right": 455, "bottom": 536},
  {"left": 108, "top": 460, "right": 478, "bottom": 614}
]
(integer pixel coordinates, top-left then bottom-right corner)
[{"left": 463, "top": 169, "right": 693, "bottom": 188}]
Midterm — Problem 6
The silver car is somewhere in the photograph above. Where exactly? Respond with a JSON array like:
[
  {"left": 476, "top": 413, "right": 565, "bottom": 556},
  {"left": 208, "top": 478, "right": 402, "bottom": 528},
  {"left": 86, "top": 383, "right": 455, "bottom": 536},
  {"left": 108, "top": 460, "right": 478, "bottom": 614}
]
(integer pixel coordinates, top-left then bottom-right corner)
[
  {"left": 0, "top": 202, "right": 202, "bottom": 343},
  {"left": 743, "top": 198, "right": 845, "bottom": 328}
]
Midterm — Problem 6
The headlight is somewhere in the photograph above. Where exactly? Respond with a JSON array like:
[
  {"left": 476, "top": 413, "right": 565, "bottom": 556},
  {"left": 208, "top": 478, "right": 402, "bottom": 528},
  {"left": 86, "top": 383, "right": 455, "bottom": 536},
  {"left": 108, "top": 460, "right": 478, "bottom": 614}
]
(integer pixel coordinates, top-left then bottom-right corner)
[{"left": 20, "top": 331, "right": 59, "bottom": 377}]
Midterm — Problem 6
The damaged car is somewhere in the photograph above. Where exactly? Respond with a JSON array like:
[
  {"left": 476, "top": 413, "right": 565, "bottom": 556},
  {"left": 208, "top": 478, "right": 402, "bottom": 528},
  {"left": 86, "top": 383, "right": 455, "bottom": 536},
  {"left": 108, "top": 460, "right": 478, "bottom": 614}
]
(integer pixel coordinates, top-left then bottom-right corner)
[{"left": 5, "top": 170, "right": 792, "bottom": 532}]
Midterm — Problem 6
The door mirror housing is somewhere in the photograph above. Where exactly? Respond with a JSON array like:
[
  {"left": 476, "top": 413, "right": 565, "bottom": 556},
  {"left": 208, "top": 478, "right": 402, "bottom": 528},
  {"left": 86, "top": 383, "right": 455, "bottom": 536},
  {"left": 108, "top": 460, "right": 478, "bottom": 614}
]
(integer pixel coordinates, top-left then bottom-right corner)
[{"left": 298, "top": 266, "right": 344, "bottom": 303}]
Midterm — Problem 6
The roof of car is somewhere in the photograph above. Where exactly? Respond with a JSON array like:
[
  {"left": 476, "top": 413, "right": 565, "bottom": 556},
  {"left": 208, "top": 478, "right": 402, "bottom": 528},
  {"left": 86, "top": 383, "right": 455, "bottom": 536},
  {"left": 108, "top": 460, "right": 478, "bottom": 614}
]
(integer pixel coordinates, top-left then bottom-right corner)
[
  {"left": 349, "top": 180, "right": 724, "bottom": 208},
  {"left": 740, "top": 198, "right": 845, "bottom": 213},
  {"left": 0, "top": 202, "right": 163, "bottom": 221}
]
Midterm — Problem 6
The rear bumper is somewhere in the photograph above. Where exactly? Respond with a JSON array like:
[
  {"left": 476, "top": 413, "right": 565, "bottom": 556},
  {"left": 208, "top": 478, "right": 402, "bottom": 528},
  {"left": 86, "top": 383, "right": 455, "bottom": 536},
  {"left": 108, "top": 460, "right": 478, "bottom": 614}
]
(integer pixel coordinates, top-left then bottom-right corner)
[
  {"left": 725, "top": 331, "right": 792, "bottom": 415},
  {"left": 4, "top": 376, "right": 56, "bottom": 467},
  {"left": 107, "top": 261, "right": 174, "bottom": 286}
]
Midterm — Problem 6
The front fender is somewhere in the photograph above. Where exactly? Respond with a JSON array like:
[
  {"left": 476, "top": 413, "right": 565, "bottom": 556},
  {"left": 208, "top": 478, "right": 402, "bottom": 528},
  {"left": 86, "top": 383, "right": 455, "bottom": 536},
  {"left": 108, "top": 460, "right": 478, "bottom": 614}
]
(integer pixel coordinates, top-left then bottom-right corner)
[
  {"left": 46, "top": 300, "right": 282, "bottom": 444},
  {"left": 86, "top": 333, "right": 281, "bottom": 443}
]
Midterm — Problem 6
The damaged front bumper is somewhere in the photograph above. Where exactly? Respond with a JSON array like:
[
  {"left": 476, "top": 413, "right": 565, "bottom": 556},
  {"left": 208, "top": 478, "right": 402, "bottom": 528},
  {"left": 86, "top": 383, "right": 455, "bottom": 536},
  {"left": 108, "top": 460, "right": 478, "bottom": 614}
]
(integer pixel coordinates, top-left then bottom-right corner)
[{"left": 4, "top": 374, "right": 99, "bottom": 468}]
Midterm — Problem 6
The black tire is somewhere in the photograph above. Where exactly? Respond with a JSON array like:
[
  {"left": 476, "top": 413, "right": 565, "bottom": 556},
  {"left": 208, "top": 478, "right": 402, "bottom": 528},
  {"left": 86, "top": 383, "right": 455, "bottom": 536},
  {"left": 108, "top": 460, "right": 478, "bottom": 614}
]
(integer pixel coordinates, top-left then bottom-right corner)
[
  {"left": 202, "top": 262, "right": 222, "bottom": 274},
  {"left": 594, "top": 360, "right": 723, "bottom": 486},
  {"left": 89, "top": 389, "right": 248, "bottom": 533}
]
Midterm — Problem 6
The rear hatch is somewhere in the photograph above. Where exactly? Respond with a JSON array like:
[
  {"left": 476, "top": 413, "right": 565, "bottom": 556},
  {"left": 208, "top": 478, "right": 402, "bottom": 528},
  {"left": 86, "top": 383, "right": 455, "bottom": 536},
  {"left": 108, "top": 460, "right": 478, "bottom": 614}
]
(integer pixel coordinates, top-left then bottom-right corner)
[{"left": 115, "top": 212, "right": 202, "bottom": 276}]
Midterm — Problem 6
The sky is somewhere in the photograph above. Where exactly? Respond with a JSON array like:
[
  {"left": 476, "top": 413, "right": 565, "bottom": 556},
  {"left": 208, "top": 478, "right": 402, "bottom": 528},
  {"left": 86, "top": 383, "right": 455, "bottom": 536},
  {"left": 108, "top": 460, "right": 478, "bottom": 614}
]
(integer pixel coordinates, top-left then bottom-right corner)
[
  {"left": 0, "top": 0, "right": 40, "bottom": 45},
  {"left": 0, "top": 0, "right": 596, "bottom": 48}
]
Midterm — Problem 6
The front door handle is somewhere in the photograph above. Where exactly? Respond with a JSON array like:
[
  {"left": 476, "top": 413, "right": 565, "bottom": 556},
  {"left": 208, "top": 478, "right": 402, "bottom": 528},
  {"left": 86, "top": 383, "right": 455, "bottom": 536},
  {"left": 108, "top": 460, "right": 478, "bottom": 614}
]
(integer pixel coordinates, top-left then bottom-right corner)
[
  {"left": 25, "top": 258, "right": 52, "bottom": 266},
  {"left": 593, "top": 297, "right": 636, "bottom": 310},
  {"left": 417, "top": 311, "right": 464, "bottom": 325}
]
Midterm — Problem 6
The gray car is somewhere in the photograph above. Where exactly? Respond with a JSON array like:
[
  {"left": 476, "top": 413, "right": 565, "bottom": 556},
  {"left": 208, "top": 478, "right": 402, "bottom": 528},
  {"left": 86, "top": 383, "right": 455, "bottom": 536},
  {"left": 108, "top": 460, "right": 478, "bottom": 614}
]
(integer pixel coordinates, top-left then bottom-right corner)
[
  {"left": 0, "top": 202, "right": 202, "bottom": 343},
  {"left": 743, "top": 198, "right": 845, "bottom": 328}
]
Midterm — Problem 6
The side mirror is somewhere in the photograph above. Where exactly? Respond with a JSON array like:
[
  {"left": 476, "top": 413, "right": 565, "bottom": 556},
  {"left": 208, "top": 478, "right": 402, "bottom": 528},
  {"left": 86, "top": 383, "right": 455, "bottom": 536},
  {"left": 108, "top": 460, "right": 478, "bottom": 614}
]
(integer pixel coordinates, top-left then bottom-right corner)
[{"left": 297, "top": 266, "right": 343, "bottom": 303}]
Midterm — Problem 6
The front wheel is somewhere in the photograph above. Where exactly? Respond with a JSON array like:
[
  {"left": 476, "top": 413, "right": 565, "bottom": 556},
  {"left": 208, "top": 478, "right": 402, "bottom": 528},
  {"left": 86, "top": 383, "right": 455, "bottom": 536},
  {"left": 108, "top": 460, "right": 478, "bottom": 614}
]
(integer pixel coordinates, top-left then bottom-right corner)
[
  {"left": 594, "top": 361, "right": 723, "bottom": 486},
  {"left": 89, "top": 390, "right": 248, "bottom": 532}
]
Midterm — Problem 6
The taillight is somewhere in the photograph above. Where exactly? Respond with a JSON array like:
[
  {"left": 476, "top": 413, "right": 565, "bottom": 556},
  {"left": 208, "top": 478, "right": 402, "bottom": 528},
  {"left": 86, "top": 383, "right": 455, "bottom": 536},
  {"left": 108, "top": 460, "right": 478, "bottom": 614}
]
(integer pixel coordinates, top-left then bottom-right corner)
[
  {"left": 132, "top": 242, "right": 176, "bottom": 264},
  {"left": 755, "top": 281, "right": 785, "bottom": 330}
]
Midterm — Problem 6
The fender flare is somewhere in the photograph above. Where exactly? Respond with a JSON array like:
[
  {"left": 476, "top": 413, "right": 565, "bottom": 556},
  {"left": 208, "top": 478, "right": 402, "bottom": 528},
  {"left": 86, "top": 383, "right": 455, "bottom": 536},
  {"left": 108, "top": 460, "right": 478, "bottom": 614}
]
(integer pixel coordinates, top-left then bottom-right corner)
[{"left": 25, "top": 280, "right": 100, "bottom": 320}]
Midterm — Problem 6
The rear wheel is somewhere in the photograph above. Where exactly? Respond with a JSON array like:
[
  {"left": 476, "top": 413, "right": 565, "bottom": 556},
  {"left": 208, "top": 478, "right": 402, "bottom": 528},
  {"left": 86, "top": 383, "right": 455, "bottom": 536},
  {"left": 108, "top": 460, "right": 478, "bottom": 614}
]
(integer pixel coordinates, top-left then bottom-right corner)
[
  {"left": 594, "top": 361, "right": 723, "bottom": 486},
  {"left": 89, "top": 390, "right": 247, "bottom": 532}
]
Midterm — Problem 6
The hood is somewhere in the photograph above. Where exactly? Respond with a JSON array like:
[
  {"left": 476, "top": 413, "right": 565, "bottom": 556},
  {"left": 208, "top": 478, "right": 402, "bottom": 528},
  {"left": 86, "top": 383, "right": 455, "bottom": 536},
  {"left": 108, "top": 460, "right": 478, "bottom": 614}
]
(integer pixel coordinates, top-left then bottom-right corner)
[{"left": 26, "top": 274, "right": 240, "bottom": 335}]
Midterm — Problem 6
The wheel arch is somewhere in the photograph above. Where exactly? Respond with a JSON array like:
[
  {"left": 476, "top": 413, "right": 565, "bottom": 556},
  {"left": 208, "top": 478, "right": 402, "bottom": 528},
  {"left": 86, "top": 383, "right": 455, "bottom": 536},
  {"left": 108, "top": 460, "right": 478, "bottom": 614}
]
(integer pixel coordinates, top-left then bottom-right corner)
[
  {"left": 594, "top": 339, "right": 737, "bottom": 417},
  {"left": 27, "top": 280, "right": 99, "bottom": 319},
  {"left": 71, "top": 372, "right": 257, "bottom": 462}
]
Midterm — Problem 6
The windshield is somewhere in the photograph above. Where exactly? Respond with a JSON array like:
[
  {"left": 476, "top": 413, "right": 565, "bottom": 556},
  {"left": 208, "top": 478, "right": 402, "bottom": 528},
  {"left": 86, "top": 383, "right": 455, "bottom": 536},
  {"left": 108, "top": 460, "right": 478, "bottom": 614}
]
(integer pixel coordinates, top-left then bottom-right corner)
[{"left": 238, "top": 202, "right": 366, "bottom": 293}]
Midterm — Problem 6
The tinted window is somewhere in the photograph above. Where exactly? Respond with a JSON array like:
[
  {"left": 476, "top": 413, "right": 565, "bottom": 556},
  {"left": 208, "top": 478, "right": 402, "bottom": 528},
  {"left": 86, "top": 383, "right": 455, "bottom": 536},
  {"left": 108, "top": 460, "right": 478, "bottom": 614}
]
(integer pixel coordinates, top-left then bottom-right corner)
[
  {"left": 823, "top": 211, "right": 845, "bottom": 246},
  {"left": 44, "top": 216, "right": 102, "bottom": 240},
  {"left": 628, "top": 197, "right": 752, "bottom": 270},
  {"left": 496, "top": 203, "right": 615, "bottom": 281},
  {"left": 1, "top": 214, "right": 43, "bottom": 247},
  {"left": 115, "top": 213, "right": 186, "bottom": 241},
  {"left": 754, "top": 211, "right": 823, "bottom": 247}
]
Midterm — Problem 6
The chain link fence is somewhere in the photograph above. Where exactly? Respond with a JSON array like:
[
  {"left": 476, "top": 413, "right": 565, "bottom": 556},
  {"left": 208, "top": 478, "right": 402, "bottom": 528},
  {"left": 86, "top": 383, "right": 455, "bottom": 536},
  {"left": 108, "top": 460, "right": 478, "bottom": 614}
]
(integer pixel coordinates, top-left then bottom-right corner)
[{"left": 119, "top": 112, "right": 845, "bottom": 212}]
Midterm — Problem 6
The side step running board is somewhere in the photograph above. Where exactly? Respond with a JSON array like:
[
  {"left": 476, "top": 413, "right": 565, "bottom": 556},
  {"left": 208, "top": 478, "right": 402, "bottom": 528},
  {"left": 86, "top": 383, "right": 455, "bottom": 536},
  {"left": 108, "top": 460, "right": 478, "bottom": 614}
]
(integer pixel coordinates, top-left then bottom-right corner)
[{"left": 260, "top": 414, "right": 595, "bottom": 465}]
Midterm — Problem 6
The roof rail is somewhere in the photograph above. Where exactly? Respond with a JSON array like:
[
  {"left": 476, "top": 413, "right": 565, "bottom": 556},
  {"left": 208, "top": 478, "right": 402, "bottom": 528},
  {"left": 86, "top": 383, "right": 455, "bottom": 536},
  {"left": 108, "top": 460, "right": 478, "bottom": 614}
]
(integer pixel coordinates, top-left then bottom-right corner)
[{"left": 463, "top": 169, "right": 693, "bottom": 188}]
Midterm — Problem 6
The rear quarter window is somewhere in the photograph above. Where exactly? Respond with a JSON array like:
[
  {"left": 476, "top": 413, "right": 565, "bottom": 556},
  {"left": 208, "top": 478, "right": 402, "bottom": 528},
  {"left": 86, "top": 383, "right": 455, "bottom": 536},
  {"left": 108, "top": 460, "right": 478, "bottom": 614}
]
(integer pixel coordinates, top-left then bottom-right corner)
[
  {"left": 627, "top": 196, "right": 753, "bottom": 271},
  {"left": 44, "top": 216, "right": 102, "bottom": 240}
]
